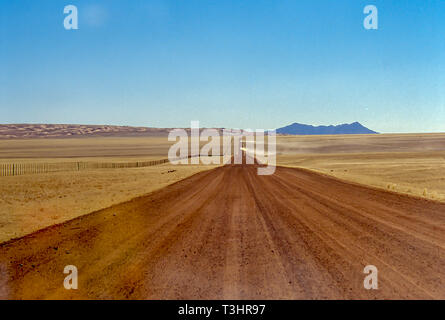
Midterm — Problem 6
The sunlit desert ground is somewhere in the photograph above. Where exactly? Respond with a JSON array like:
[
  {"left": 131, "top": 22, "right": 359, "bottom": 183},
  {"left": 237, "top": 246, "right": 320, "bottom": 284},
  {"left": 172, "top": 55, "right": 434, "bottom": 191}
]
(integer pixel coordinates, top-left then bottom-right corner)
[
  {"left": 0, "top": 136, "right": 172, "bottom": 161},
  {"left": 0, "top": 133, "right": 444, "bottom": 244},
  {"left": 276, "top": 133, "right": 445, "bottom": 202},
  {"left": 0, "top": 136, "right": 220, "bottom": 242},
  {"left": 0, "top": 164, "right": 221, "bottom": 243}
]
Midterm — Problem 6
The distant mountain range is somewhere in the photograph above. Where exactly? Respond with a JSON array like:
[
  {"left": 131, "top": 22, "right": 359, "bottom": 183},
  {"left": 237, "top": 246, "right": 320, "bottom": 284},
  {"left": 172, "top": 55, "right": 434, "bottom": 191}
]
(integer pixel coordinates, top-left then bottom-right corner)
[{"left": 276, "top": 122, "right": 378, "bottom": 135}]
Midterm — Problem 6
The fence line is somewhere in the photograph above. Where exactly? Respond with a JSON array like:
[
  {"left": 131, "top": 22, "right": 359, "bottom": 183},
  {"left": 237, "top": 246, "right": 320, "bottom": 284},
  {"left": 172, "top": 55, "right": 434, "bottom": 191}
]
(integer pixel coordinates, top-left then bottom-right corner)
[{"left": 0, "top": 158, "right": 170, "bottom": 177}]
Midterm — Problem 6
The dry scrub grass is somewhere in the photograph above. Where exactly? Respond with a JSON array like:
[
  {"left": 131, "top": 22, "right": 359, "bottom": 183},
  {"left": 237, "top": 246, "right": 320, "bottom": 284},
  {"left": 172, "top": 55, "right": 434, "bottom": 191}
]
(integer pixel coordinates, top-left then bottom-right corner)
[
  {"left": 0, "top": 134, "right": 224, "bottom": 243},
  {"left": 0, "top": 163, "right": 219, "bottom": 243},
  {"left": 276, "top": 133, "right": 445, "bottom": 202},
  {"left": 276, "top": 133, "right": 445, "bottom": 154},
  {"left": 277, "top": 151, "right": 445, "bottom": 202},
  {"left": 0, "top": 136, "right": 173, "bottom": 161}
]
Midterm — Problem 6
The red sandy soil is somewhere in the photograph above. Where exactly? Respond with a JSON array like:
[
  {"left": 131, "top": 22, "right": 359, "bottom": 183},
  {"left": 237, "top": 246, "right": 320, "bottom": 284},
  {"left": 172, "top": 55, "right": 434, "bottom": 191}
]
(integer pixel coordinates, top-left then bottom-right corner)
[{"left": 0, "top": 163, "right": 444, "bottom": 299}]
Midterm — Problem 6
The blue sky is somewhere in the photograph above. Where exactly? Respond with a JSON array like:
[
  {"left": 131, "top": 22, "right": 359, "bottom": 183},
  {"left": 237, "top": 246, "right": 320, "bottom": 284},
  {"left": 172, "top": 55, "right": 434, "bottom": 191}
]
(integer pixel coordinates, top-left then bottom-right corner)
[{"left": 1, "top": 0, "right": 445, "bottom": 133}]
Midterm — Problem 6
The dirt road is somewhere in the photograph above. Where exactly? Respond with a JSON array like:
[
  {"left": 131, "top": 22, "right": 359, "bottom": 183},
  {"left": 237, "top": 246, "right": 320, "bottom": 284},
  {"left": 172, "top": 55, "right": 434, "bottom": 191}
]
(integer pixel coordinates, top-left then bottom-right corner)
[{"left": 1, "top": 163, "right": 445, "bottom": 299}]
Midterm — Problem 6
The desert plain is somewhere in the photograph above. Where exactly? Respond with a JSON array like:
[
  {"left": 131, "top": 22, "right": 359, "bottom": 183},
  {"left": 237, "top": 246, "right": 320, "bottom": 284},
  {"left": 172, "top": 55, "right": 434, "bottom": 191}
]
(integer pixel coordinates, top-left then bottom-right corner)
[{"left": 0, "top": 129, "right": 444, "bottom": 299}]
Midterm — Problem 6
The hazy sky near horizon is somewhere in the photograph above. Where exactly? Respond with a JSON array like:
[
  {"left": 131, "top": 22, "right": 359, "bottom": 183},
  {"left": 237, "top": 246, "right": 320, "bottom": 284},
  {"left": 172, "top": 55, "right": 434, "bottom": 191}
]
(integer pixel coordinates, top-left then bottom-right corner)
[{"left": 1, "top": 0, "right": 445, "bottom": 133}]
